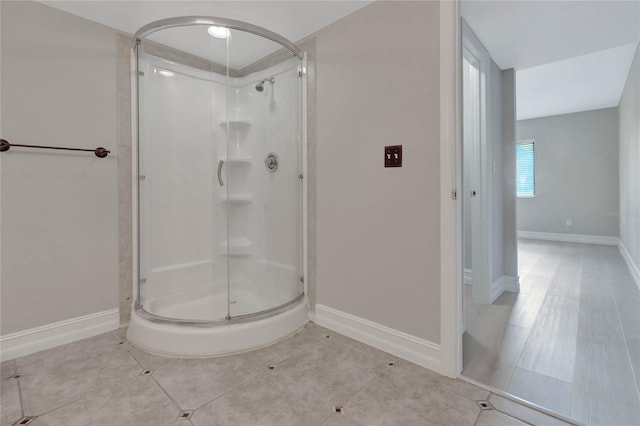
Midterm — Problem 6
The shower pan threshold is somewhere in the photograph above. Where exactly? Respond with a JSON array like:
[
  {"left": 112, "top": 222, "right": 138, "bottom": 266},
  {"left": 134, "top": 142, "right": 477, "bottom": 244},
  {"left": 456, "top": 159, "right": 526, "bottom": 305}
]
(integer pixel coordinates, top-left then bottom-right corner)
[{"left": 127, "top": 297, "right": 309, "bottom": 357}]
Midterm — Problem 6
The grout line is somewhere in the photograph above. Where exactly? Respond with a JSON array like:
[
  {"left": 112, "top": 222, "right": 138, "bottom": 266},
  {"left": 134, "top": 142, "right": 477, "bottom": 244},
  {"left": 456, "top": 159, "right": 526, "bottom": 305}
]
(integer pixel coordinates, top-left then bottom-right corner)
[
  {"left": 317, "top": 413, "right": 333, "bottom": 426},
  {"left": 16, "top": 375, "right": 25, "bottom": 418},
  {"left": 149, "top": 374, "right": 183, "bottom": 414}
]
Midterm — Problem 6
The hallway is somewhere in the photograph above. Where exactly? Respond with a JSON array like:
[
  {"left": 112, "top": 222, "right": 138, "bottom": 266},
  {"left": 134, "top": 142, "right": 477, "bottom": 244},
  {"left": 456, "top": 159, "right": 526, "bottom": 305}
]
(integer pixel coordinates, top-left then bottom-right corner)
[{"left": 463, "top": 240, "right": 640, "bottom": 425}]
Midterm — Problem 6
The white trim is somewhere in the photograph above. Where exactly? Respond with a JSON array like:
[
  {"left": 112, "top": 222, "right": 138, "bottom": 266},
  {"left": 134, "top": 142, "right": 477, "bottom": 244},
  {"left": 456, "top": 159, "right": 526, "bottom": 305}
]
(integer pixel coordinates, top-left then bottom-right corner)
[
  {"left": 502, "top": 275, "right": 520, "bottom": 292},
  {"left": 619, "top": 240, "right": 640, "bottom": 291},
  {"left": 518, "top": 231, "right": 619, "bottom": 246},
  {"left": 462, "top": 19, "right": 494, "bottom": 305},
  {"left": 489, "top": 276, "right": 505, "bottom": 304},
  {"left": 0, "top": 309, "right": 119, "bottom": 361},
  {"left": 315, "top": 305, "right": 441, "bottom": 373},
  {"left": 488, "top": 275, "right": 519, "bottom": 303},
  {"left": 439, "top": 0, "right": 462, "bottom": 377},
  {"left": 464, "top": 268, "right": 473, "bottom": 284}
]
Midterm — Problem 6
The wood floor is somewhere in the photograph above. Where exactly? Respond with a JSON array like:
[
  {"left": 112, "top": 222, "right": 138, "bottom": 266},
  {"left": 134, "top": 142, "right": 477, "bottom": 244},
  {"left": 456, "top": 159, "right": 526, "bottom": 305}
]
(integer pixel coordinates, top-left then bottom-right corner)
[{"left": 462, "top": 239, "right": 640, "bottom": 426}]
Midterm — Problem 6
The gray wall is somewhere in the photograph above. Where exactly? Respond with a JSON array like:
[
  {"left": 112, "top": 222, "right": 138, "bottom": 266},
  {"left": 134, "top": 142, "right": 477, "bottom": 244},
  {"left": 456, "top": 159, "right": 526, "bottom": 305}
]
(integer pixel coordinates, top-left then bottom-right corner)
[
  {"left": 502, "top": 69, "right": 518, "bottom": 278},
  {"left": 517, "top": 108, "right": 619, "bottom": 237},
  {"left": 619, "top": 44, "right": 640, "bottom": 269},
  {"left": 0, "top": 1, "right": 119, "bottom": 335},
  {"left": 314, "top": 1, "right": 441, "bottom": 343}
]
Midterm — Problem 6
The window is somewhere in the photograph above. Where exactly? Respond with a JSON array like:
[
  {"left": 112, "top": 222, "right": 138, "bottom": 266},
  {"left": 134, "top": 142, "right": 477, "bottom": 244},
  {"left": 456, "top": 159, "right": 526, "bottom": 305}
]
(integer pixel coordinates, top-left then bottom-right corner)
[{"left": 516, "top": 139, "right": 535, "bottom": 197}]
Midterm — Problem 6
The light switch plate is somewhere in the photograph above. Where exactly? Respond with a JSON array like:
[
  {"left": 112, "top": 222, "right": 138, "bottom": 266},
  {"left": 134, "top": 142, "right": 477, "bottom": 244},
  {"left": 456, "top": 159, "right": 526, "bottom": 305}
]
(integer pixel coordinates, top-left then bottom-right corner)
[{"left": 385, "top": 145, "right": 402, "bottom": 167}]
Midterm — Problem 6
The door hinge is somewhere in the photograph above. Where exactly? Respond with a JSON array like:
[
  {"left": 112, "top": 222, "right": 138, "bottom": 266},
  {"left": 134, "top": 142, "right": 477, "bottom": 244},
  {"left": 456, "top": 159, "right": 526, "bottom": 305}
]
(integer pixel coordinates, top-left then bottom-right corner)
[
  {"left": 300, "top": 276, "right": 304, "bottom": 283},
  {"left": 452, "top": 190, "right": 457, "bottom": 200},
  {"left": 138, "top": 71, "right": 144, "bottom": 76},
  {"left": 299, "top": 173, "right": 304, "bottom": 179}
]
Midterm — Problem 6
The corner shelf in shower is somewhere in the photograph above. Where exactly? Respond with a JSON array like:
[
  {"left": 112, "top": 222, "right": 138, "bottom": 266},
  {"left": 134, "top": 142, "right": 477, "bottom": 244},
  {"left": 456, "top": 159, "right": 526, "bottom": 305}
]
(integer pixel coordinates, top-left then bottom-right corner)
[
  {"left": 219, "top": 121, "right": 251, "bottom": 133},
  {"left": 218, "top": 194, "right": 253, "bottom": 205},
  {"left": 220, "top": 237, "right": 252, "bottom": 257}
]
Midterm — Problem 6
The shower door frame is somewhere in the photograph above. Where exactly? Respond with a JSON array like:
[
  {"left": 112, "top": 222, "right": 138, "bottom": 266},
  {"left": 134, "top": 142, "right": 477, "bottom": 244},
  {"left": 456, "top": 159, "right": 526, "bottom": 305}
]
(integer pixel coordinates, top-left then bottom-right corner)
[{"left": 130, "top": 18, "right": 308, "bottom": 326}]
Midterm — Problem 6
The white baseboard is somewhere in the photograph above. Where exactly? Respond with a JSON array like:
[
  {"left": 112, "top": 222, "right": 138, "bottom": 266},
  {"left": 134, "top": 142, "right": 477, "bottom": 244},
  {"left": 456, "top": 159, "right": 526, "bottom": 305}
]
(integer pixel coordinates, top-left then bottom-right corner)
[
  {"left": 314, "top": 304, "right": 441, "bottom": 374},
  {"left": 464, "top": 268, "right": 472, "bottom": 284},
  {"left": 489, "top": 276, "right": 504, "bottom": 304},
  {"left": 0, "top": 309, "right": 119, "bottom": 361},
  {"left": 502, "top": 275, "right": 519, "bottom": 293},
  {"left": 518, "top": 231, "right": 619, "bottom": 246},
  {"left": 619, "top": 240, "right": 640, "bottom": 292},
  {"left": 489, "top": 275, "right": 519, "bottom": 303}
]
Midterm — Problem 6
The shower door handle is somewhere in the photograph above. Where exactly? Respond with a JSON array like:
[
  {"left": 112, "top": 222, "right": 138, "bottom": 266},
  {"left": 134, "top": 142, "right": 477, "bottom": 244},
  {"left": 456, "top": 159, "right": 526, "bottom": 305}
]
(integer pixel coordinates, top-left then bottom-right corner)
[{"left": 217, "top": 160, "right": 225, "bottom": 186}]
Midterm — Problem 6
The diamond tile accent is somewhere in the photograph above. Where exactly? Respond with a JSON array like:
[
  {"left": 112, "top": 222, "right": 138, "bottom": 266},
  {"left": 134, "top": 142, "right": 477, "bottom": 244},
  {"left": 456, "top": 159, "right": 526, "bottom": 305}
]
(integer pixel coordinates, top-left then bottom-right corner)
[
  {"left": 13, "top": 417, "right": 36, "bottom": 426},
  {"left": 477, "top": 400, "right": 494, "bottom": 410},
  {"left": 176, "top": 410, "right": 193, "bottom": 420}
]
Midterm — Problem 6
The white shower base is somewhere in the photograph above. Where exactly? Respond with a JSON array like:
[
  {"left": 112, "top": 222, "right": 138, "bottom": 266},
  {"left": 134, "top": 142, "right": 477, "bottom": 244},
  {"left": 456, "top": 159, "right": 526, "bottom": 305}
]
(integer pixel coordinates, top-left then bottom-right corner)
[
  {"left": 147, "top": 285, "right": 297, "bottom": 320},
  {"left": 127, "top": 296, "right": 309, "bottom": 357}
]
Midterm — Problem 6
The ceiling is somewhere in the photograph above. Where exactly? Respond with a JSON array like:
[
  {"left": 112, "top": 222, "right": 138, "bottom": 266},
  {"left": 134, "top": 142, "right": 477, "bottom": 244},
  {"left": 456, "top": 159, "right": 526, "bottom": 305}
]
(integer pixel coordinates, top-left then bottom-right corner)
[
  {"left": 39, "top": 1, "right": 372, "bottom": 69},
  {"left": 517, "top": 43, "right": 638, "bottom": 120},
  {"left": 462, "top": 0, "right": 640, "bottom": 120}
]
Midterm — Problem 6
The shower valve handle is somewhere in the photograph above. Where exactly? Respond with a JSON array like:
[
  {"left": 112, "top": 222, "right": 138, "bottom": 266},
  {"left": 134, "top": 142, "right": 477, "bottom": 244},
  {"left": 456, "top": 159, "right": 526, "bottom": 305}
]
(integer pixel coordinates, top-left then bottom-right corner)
[{"left": 217, "top": 160, "right": 225, "bottom": 186}]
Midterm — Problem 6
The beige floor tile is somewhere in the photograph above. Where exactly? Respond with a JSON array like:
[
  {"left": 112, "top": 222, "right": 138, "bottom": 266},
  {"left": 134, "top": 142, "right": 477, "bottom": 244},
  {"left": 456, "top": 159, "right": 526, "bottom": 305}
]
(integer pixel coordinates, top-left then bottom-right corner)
[
  {"left": 475, "top": 410, "right": 529, "bottom": 426},
  {"left": 32, "top": 375, "right": 179, "bottom": 426},
  {"left": 152, "top": 351, "right": 264, "bottom": 410},
  {"left": 15, "top": 331, "right": 120, "bottom": 371},
  {"left": 488, "top": 394, "right": 570, "bottom": 426},
  {"left": 344, "top": 370, "right": 480, "bottom": 426},
  {"left": 20, "top": 342, "right": 141, "bottom": 416},
  {"left": 111, "top": 327, "right": 128, "bottom": 343},
  {"left": 321, "top": 414, "right": 363, "bottom": 426},
  {"left": 248, "top": 323, "right": 333, "bottom": 365},
  {"left": 1, "top": 360, "right": 16, "bottom": 382},
  {"left": 1, "top": 378, "right": 22, "bottom": 426},
  {"left": 124, "top": 342, "right": 173, "bottom": 371},
  {"left": 191, "top": 370, "right": 330, "bottom": 426},
  {"left": 276, "top": 339, "right": 382, "bottom": 404}
]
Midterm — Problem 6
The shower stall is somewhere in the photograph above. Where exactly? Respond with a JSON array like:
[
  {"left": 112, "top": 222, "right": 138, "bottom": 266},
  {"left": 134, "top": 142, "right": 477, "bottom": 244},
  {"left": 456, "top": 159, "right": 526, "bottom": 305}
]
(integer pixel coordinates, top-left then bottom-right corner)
[{"left": 127, "top": 17, "right": 308, "bottom": 356}]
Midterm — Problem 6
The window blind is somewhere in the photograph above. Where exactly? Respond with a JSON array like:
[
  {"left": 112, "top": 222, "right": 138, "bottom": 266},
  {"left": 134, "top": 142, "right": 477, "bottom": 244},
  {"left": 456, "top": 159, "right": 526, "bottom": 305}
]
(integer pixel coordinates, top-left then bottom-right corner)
[{"left": 516, "top": 140, "right": 535, "bottom": 197}]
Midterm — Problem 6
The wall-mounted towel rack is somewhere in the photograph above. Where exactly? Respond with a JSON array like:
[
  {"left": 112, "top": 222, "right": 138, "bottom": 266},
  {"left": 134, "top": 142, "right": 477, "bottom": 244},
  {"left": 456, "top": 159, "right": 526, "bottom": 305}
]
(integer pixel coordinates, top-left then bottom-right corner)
[{"left": 0, "top": 139, "right": 110, "bottom": 158}]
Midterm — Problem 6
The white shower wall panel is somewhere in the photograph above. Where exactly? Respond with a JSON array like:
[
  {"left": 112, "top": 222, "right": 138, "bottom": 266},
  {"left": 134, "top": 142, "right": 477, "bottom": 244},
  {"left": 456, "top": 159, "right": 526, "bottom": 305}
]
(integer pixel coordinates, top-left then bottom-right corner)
[{"left": 233, "top": 58, "right": 302, "bottom": 294}]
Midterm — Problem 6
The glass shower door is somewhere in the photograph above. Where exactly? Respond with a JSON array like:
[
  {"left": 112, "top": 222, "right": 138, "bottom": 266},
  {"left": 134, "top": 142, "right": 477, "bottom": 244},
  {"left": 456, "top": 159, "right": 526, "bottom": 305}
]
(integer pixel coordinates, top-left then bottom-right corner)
[
  {"left": 225, "top": 30, "right": 304, "bottom": 318},
  {"left": 136, "top": 29, "right": 230, "bottom": 322}
]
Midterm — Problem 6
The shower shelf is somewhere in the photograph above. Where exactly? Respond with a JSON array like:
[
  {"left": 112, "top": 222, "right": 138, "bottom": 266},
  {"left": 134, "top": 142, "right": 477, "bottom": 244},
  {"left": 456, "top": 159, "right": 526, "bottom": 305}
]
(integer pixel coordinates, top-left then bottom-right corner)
[
  {"left": 219, "top": 194, "right": 252, "bottom": 204},
  {"left": 220, "top": 237, "right": 252, "bottom": 257},
  {"left": 219, "top": 121, "right": 251, "bottom": 131}
]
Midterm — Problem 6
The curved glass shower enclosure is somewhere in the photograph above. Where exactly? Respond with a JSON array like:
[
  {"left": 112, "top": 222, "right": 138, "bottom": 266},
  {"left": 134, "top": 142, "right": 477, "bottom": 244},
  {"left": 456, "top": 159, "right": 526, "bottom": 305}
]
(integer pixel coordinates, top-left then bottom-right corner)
[{"left": 134, "top": 18, "right": 304, "bottom": 325}]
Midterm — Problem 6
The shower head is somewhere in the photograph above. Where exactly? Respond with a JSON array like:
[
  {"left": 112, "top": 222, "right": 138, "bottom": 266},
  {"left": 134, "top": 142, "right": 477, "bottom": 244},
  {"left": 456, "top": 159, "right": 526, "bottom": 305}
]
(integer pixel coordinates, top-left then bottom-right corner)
[{"left": 255, "top": 77, "right": 275, "bottom": 92}]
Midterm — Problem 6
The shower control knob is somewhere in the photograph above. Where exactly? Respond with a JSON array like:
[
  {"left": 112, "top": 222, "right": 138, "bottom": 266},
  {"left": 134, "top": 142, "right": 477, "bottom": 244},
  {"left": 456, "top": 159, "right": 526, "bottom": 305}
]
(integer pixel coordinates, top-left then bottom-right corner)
[{"left": 265, "top": 153, "right": 279, "bottom": 172}]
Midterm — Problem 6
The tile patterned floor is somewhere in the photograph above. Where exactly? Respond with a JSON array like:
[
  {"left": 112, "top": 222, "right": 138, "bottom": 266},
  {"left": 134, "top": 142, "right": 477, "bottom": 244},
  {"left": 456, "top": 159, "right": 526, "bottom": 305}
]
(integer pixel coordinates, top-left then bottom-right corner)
[
  {"left": 463, "top": 240, "right": 640, "bottom": 426},
  {"left": 0, "top": 323, "right": 570, "bottom": 426}
]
